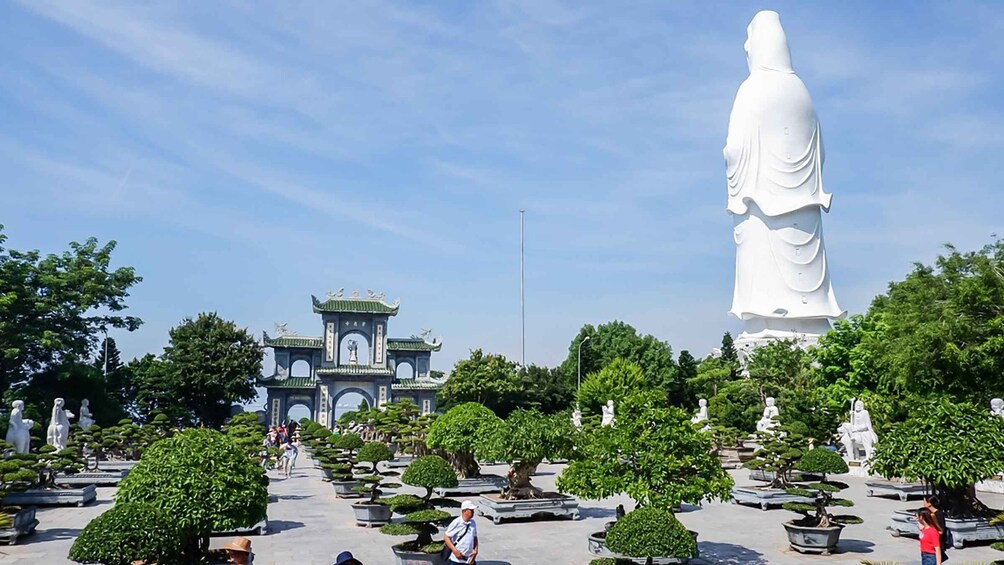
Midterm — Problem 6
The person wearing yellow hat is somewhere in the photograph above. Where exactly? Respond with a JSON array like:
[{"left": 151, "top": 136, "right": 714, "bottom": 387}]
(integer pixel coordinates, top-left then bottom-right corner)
[{"left": 224, "top": 536, "right": 254, "bottom": 564}]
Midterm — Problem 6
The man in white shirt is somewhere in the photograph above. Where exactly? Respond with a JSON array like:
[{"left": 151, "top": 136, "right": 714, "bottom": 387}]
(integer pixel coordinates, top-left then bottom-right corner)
[{"left": 443, "top": 500, "right": 479, "bottom": 564}]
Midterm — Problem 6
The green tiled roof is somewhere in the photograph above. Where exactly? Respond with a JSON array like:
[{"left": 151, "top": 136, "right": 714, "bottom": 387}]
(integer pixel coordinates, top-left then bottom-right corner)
[
  {"left": 311, "top": 295, "right": 399, "bottom": 315},
  {"left": 392, "top": 379, "right": 444, "bottom": 391},
  {"left": 387, "top": 338, "right": 442, "bottom": 352},
  {"left": 262, "top": 332, "right": 322, "bottom": 349},
  {"left": 257, "top": 376, "right": 316, "bottom": 389},
  {"left": 316, "top": 365, "right": 394, "bottom": 377}
]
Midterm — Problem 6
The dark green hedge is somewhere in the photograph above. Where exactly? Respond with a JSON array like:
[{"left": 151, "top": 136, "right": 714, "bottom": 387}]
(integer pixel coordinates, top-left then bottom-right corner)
[{"left": 68, "top": 503, "right": 185, "bottom": 565}]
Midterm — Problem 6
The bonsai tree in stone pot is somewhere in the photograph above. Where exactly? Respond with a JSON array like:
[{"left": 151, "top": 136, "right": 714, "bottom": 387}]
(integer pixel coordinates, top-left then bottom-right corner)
[
  {"left": 328, "top": 433, "right": 364, "bottom": 497},
  {"left": 476, "top": 409, "right": 574, "bottom": 500},
  {"left": 426, "top": 402, "right": 501, "bottom": 480},
  {"left": 744, "top": 420, "right": 810, "bottom": 488},
  {"left": 351, "top": 442, "right": 400, "bottom": 527},
  {"left": 558, "top": 390, "right": 732, "bottom": 559},
  {"left": 0, "top": 441, "right": 41, "bottom": 543},
  {"left": 871, "top": 400, "right": 1004, "bottom": 548},
  {"left": 781, "top": 447, "right": 859, "bottom": 554},
  {"left": 604, "top": 507, "right": 699, "bottom": 565},
  {"left": 380, "top": 455, "right": 458, "bottom": 564}
]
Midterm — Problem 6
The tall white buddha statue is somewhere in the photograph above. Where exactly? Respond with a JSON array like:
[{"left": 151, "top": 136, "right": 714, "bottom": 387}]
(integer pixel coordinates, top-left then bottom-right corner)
[{"left": 724, "top": 11, "right": 843, "bottom": 350}]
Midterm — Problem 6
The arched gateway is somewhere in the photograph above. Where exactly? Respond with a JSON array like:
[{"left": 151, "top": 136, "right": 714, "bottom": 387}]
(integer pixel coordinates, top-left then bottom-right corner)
[{"left": 258, "top": 291, "right": 445, "bottom": 428}]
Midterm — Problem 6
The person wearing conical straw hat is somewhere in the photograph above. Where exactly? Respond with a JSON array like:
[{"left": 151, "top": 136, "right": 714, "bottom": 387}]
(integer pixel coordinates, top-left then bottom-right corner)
[{"left": 224, "top": 536, "right": 254, "bottom": 564}]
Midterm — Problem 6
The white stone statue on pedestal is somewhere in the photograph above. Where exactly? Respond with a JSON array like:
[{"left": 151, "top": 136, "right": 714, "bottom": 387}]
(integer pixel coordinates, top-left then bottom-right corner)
[
  {"left": 78, "top": 399, "right": 94, "bottom": 431},
  {"left": 756, "top": 397, "right": 779, "bottom": 433},
  {"left": 691, "top": 399, "right": 709, "bottom": 424},
  {"left": 347, "top": 340, "right": 359, "bottom": 365},
  {"left": 571, "top": 406, "right": 582, "bottom": 429},
  {"left": 46, "top": 398, "right": 73, "bottom": 450},
  {"left": 600, "top": 400, "right": 615, "bottom": 427},
  {"left": 838, "top": 399, "right": 878, "bottom": 462},
  {"left": 6, "top": 400, "right": 34, "bottom": 454},
  {"left": 991, "top": 398, "right": 1004, "bottom": 419},
  {"left": 724, "top": 10, "right": 844, "bottom": 351}
]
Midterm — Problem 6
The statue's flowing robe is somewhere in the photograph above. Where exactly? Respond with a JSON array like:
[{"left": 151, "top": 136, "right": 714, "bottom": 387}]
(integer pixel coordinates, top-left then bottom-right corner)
[{"left": 724, "top": 11, "right": 842, "bottom": 327}]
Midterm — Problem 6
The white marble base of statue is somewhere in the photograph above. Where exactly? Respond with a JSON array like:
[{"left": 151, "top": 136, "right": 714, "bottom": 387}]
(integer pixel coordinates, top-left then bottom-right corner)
[
  {"left": 46, "top": 398, "right": 73, "bottom": 450},
  {"left": 78, "top": 399, "right": 94, "bottom": 431},
  {"left": 838, "top": 399, "right": 878, "bottom": 462},
  {"left": 724, "top": 10, "right": 844, "bottom": 349},
  {"left": 571, "top": 407, "right": 582, "bottom": 429},
  {"left": 6, "top": 400, "right": 34, "bottom": 454},
  {"left": 756, "top": 397, "right": 779, "bottom": 433},
  {"left": 991, "top": 398, "right": 1004, "bottom": 419},
  {"left": 600, "top": 400, "right": 615, "bottom": 427}
]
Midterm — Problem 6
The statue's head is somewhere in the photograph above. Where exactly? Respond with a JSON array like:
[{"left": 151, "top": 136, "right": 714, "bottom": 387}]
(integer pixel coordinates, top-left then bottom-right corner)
[
  {"left": 745, "top": 10, "right": 793, "bottom": 74},
  {"left": 606, "top": 400, "right": 614, "bottom": 407},
  {"left": 699, "top": 399, "right": 708, "bottom": 408},
  {"left": 765, "top": 397, "right": 775, "bottom": 407},
  {"left": 55, "top": 397, "right": 64, "bottom": 408},
  {"left": 992, "top": 398, "right": 1004, "bottom": 411},
  {"left": 82, "top": 399, "right": 90, "bottom": 407},
  {"left": 12, "top": 400, "right": 23, "bottom": 410},
  {"left": 854, "top": 400, "right": 864, "bottom": 412}
]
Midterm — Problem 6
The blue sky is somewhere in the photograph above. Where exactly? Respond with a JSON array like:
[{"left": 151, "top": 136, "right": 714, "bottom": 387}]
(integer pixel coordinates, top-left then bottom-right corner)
[{"left": 3, "top": 1, "right": 1003, "bottom": 380}]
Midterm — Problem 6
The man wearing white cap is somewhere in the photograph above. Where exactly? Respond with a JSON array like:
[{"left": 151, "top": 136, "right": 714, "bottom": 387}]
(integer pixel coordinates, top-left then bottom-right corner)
[{"left": 443, "top": 500, "right": 479, "bottom": 564}]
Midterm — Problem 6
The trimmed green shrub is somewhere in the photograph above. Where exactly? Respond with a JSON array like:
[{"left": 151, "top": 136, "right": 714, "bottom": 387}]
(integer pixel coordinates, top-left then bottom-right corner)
[
  {"left": 605, "top": 507, "right": 696, "bottom": 559},
  {"left": 68, "top": 503, "right": 185, "bottom": 565},
  {"left": 797, "top": 447, "right": 848, "bottom": 475},
  {"left": 352, "top": 443, "right": 400, "bottom": 504},
  {"left": 401, "top": 455, "right": 457, "bottom": 502},
  {"left": 356, "top": 442, "right": 394, "bottom": 473},
  {"left": 335, "top": 433, "right": 364, "bottom": 454},
  {"left": 116, "top": 429, "right": 268, "bottom": 559},
  {"left": 782, "top": 447, "right": 859, "bottom": 529},
  {"left": 426, "top": 402, "right": 500, "bottom": 478},
  {"left": 380, "top": 508, "right": 452, "bottom": 554}
]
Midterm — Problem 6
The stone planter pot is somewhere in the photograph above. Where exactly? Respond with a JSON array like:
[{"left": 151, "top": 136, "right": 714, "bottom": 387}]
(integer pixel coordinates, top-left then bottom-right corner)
[
  {"left": 3, "top": 485, "right": 97, "bottom": 507},
  {"left": 731, "top": 486, "right": 814, "bottom": 511},
  {"left": 783, "top": 521, "right": 843, "bottom": 554},
  {"left": 865, "top": 480, "right": 928, "bottom": 501},
  {"left": 718, "top": 446, "right": 755, "bottom": 470},
  {"left": 384, "top": 457, "right": 413, "bottom": 470},
  {"left": 212, "top": 518, "right": 268, "bottom": 537},
  {"left": 477, "top": 494, "right": 579, "bottom": 524},
  {"left": 888, "top": 509, "right": 1004, "bottom": 548},
  {"left": 0, "top": 507, "right": 38, "bottom": 545},
  {"left": 391, "top": 544, "right": 446, "bottom": 565},
  {"left": 97, "top": 460, "right": 139, "bottom": 471},
  {"left": 56, "top": 469, "right": 128, "bottom": 487},
  {"left": 331, "top": 480, "right": 362, "bottom": 498},
  {"left": 351, "top": 502, "right": 392, "bottom": 527},
  {"left": 434, "top": 474, "right": 507, "bottom": 497},
  {"left": 587, "top": 529, "right": 699, "bottom": 563}
]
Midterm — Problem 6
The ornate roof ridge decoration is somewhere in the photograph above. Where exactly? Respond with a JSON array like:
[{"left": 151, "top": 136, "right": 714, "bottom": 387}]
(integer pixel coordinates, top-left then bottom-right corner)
[
  {"left": 315, "top": 365, "right": 395, "bottom": 376},
  {"left": 392, "top": 379, "right": 444, "bottom": 390},
  {"left": 387, "top": 336, "right": 443, "bottom": 352},
  {"left": 256, "top": 376, "right": 316, "bottom": 389},
  {"left": 262, "top": 331, "right": 323, "bottom": 349},
  {"left": 311, "top": 293, "right": 401, "bottom": 315}
]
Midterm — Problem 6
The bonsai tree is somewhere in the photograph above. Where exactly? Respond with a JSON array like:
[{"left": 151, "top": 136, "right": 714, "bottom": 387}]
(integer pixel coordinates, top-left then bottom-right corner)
[
  {"left": 34, "top": 445, "right": 84, "bottom": 488},
  {"left": 783, "top": 448, "right": 860, "bottom": 529},
  {"left": 352, "top": 442, "right": 400, "bottom": 504},
  {"left": 426, "top": 402, "right": 501, "bottom": 478},
  {"left": 223, "top": 412, "right": 267, "bottom": 458},
  {"left": 558, "top": 390, "right": 733, "bottom": 510},
  {"left": 604, "top": 507, "right": 697, "bottom": 565},
  {"left": 871, "top": 399, "right": 1004, "bottom": 517},
  {"left": 381, "top": 455, "right": 458, "bottom": 556},
  {"left": 335, "top": 432, "right": 365, "bottom": 457},
  {"left": 476, "top": 409, "right": 573, "bottom": 499},
  {"left": 116, "top": 428, "right": 268, "bottom": 560},
  {"left": 744, "top": 419, "right": 811, "bottom": 489},
  {"left": 68, "top": 502, "right": 185, "bottom": 565},
  {"left": 0, "top": 441, "right": 40, "bottom": 529}
]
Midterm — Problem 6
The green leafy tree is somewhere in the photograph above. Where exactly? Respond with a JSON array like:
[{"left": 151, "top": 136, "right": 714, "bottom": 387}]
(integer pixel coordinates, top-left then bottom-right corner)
[
  {"left": 520, "top": 364, "right": 575, "bottom": 414},
  {"left": 745, "top": 340, "right": 812, "bottom": 400},
  {"left": 94, "top": 337, "right": 137, "bottom": 415},
  {"left": 720, "top": 332, "right": 739, "bottom": 370},
  {"left": 559, "top": 322, "right": 679, "bottom": 402},
  {"left": 426, "top": 402, "right": 501, "bottom": 478},
  {"left": 476, "top": 409, "right": 574, "bottom": 500},
  {"left": 558, "top": 390, "right": 733, "bottom": 509},
  {"left": 129, "top": 354, "right": 189, "bottom": 424},
  {"left": 150, "top": 313, "right": 263, "bottom": 427},
  {"left": 870, "top": 400, "right": 1004, "bottom": 517},
  {"left": 116, "top": 429, "right": 268, "bottom": 559},
  {"left": 688, "top": 355, "right": 733, "bottom": 401},
  {"left": 436, "top": 349, "right": 523, "bottom": 417},
  {"left": 577, "top": 358, "right": 650, "bottom": 419},
  {"left": 675, "top": 350, "right": 699, "bottom": 407},
  {"left": 0, "top": 227, "right": 142, "bottom": 394}
]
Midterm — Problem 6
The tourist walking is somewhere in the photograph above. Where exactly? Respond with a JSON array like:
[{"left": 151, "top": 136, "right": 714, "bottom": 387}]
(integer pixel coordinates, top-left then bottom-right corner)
[
  {"left": 443, "top": 500, "right": 479, "bottom": 564},
  {"left": 279, "top": 439, "right": 298, "bottom": 478},
  {"left": 924, "top": 495, "right": 951, "bottom": 560},
  {"left": 334, "top": 550, "right": 362, "bottom": 565},
  {"left": 224, "top": 536, "right": 254, "bottom": 564},
  {"left": 917, "top": 507, "right": 943, "bottom": 565}
]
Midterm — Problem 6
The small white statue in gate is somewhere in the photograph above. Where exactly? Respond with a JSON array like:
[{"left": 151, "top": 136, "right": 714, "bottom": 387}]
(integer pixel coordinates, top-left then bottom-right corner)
[
  {"left": 600, "top": 400, "right": 615, "bottom": 427},
  {"left": 838, "top": 399, "right": 878, "bottom": 462},
  {"left": 347, "top": 340, "right": 359, "bottom": 365}
]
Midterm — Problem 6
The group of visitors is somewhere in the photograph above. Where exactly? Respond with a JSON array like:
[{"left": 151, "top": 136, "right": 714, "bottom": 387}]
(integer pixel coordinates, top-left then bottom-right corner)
[{"left": 260, "top": 420, "right": 299, "bottom": 478}]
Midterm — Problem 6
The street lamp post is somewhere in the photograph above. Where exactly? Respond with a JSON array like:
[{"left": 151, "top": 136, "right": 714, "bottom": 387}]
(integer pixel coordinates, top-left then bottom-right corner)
[{"left": 577, "top": 335, "right": 591, "bottom": 391}]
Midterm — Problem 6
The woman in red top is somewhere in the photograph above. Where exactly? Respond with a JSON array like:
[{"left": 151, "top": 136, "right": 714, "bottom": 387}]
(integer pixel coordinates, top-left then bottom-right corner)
[{"left": 917, "top": 507, "right": 943, "bottom": 565}]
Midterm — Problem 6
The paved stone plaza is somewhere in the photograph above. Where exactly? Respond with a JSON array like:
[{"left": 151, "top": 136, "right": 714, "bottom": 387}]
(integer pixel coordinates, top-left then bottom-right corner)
[{"left": 2, "top": 458, "right": 1003, "bottom": 565}]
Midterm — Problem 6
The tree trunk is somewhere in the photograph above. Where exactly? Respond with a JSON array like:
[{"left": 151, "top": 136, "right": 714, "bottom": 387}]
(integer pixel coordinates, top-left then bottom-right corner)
[
  {"left": 449, "top": 451, "right": 480, "bottom": 479},
  {"left": 503, "top": 461, "right": 543, "bottom": 500}
]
